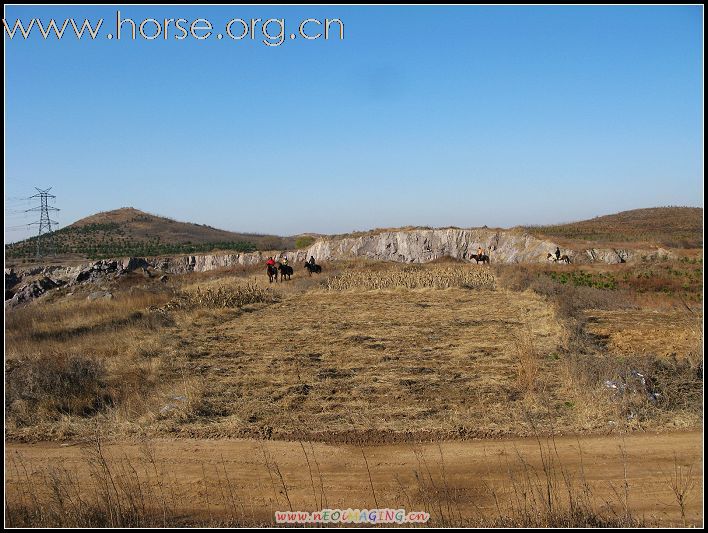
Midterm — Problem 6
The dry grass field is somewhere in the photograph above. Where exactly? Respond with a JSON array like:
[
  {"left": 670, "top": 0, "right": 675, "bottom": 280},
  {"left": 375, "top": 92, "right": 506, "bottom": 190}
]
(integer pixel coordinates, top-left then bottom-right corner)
[
  {"left": 5, "top": 260, "right": 702, "bottom": 442},
  {"left": 526, "top": 207, "right": 702, "bottom": 248},
  {"left": 585, "top": 309, "right": 702, "bottom": 359},
  {"left": 4, "top": 258, "right": 703, "bottom": 526}
]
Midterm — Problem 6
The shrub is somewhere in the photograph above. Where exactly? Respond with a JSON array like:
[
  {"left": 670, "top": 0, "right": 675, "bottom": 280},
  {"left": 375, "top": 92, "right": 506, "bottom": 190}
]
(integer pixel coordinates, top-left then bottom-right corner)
[
  {"left": 6, "top": 355, "right": 112, "bottom": 425},
  {"left": 295, "top": 236, "right": 316, "bottom": 249}
]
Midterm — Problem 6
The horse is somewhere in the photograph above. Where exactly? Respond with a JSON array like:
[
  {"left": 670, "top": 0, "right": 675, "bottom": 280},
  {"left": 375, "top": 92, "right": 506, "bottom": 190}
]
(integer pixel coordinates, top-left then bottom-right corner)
[
  {"left": 267, "top": 263, "right": 279, "bottom": 283},
  {"left": 469, "top": 253, "right": 490, "bottom": 264},
  {"left": 304, "top": 262, "right": 322, "bottom": 275},
  {"left": 277, "top": 262, "right": 293, "bottom": 280},
  {"left": 547, "top": 253, "right": 572, "bottom": 264}
]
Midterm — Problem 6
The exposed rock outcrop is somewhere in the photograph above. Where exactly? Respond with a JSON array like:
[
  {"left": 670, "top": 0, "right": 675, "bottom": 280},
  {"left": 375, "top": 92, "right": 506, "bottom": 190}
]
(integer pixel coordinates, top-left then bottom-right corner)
[
  {"left": 302, "top": 228, "right": 672, "bottom": 265},
  {"left": 4, "top": 227, "right": 675, "bottom": 307},
  {"left": 6, "top": 277, "right": 64, "bottom": 307},
  {"left": 158, "top": 251, "right": 308, "bottom": 274}
]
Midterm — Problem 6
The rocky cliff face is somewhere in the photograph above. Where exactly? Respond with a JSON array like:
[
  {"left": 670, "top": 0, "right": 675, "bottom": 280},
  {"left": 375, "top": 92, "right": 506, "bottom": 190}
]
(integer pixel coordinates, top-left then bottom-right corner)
[
  {"left": 5, "top": 228, "right": 673, "bottom": 306},
  {"left": 302, "top": 228, "right": 671, "bottom": 265},
  {"left": 158, "top": 250, "right": 310, "bottom": 274}
]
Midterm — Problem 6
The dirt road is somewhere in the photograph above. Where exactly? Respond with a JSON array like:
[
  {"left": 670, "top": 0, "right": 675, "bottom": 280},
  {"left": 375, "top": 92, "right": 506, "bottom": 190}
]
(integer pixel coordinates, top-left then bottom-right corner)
[{"left": 6, "top": 430, "right": 702, "bottom": 526}]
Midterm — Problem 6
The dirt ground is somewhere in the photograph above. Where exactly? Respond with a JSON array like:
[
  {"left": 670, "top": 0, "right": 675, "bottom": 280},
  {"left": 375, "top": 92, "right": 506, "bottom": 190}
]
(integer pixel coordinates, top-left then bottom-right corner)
[{"left": 5, "top": 431, "right": 702, "bottom": 526}]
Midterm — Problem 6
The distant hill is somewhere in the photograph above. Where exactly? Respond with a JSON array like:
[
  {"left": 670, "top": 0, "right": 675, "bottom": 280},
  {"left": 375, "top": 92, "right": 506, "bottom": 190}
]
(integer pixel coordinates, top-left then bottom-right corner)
[
  {"left": 6, "top": 207, "right": 297, "bottom": 261},
  {"left": 6, "top": 205, "right": 702, "bottom": 264},
  {"left": 525, "top": 207, "right": 703, "bottom": 248}
]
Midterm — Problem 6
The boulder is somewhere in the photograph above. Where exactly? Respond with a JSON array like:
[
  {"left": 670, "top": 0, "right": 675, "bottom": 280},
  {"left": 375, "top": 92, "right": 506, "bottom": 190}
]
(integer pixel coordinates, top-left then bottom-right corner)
[
  {"left": 6, "top": 277, "right": 63, "bottom": 307},
  {"left": 87, "top": 291, "right": 113, "bottom": 301}
]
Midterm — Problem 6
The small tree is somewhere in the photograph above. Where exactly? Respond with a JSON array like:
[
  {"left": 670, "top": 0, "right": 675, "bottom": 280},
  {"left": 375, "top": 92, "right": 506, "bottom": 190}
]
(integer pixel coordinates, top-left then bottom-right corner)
[{"left": 295, "top": 236, "right": 315, "bottom": 249}]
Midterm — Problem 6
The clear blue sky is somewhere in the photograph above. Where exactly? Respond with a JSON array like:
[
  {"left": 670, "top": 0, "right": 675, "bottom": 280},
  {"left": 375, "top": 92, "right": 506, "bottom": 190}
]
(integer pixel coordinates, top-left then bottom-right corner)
[{"left": 4, "top": 5, "right": 703, "bottom": 241}]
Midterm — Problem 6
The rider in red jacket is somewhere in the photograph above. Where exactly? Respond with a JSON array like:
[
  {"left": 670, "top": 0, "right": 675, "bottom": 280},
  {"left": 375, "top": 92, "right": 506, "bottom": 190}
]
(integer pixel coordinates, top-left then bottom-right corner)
[{"left": 266, "top": 257, "right": 276, "bottom": 267}]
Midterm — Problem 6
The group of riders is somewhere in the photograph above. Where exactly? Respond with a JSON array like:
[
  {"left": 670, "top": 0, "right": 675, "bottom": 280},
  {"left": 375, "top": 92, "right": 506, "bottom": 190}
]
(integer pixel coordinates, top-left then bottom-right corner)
[
  {"left": 471, "top": 245, "right": 569, "bottom": 264},
  {"left": 265, "top": 255, "right": 316, "bottom": 268},
  {"left": 265, "top": 255, "right": 320, "bottom": 282}
]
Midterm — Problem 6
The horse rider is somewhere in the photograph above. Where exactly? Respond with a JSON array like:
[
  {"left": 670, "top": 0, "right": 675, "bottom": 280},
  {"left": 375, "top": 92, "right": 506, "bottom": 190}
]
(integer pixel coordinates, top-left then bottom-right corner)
[
  {"left": 309, "top": 256, "right": 316, "bottom": 266},
  {"left": 281, "top": 255, "right": 289, "bottom": 266},
  {"left": 266, "top": 256, "right": 276, "bottom": 268},
  {"left": 555, "top": 247, "right": 561, "bottom": 260},
  {"left": 477, "top": 246, "right": 484, "bottom": 257}
]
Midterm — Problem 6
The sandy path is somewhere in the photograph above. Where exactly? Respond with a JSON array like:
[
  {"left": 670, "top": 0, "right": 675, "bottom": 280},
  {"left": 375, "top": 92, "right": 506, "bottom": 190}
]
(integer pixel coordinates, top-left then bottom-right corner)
[{"left": 6, "top": 431, "right": 702, "bottom": 526}]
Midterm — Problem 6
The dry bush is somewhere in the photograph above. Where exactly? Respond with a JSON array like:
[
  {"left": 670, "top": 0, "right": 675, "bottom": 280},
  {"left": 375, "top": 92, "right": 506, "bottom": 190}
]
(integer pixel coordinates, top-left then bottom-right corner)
[
  {"left": 495, "top": 264, "right": 536, "bottom": 292},
  {"left": 497, "top": 265, "right": 632, "bottom": 352},
  {"left": 642, "top": 355, "right": 703, "bottom": 412},
  {"left": 5, "top": 288, "right": 175, "bottom": 438},
  {"left": 325, "top": 266, "right": 496, "bottom": 291},
  {"left": 6, "top": 355, "right": 113, "bottom": 426},
  {"left": 558, "top": 351, "right": 703, "bottom": 431}
]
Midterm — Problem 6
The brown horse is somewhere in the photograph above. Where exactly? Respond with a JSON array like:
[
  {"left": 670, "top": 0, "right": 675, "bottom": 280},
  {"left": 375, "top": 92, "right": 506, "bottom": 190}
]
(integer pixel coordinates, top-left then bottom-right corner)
[
  {"left": 469, "top": 253, "right": 490, "bottom": 264},
  {"left": 267, "top": 264, "right": 278, "bottom": 283}
]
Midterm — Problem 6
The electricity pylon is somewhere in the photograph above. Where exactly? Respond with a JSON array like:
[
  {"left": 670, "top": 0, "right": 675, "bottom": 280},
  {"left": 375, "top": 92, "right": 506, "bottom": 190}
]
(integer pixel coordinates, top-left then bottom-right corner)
[{"left": 26, "top": 187, "right": 59, "bottom": 259}]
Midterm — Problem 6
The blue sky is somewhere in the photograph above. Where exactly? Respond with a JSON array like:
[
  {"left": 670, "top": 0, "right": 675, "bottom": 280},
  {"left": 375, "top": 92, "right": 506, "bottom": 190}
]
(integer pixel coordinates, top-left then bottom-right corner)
[{"left": 4, "top": 5, "right": 703, "bottom": 241}]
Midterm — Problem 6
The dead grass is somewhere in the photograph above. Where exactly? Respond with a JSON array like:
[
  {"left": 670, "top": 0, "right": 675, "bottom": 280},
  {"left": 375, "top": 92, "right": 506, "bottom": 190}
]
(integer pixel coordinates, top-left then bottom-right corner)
[
  {"left": 325, "top": 265, "right": 496, "bottom": 291},
  {"left": 513, "top": 330, "right": 541, "bottom": 398},
  {"left": 4, "top": 260, "right": 702, "bottom": 442},
  {"left": 495, "top": 262, "right": 703, "bottom": 433},
  {"left": 525, "top": 206, "right": 702, "bottom": 248},
  {"left": 5, "top": 288, "right": 178, "bottom": 440},
  {"left": 585, "top": 309, "right": 703, "bottom": 359},
  {"left": 152, "top": 282, "right": 277, "bottom": 311},
  {"left": 4, "top": 257, "right": 703, "bottom": 526}
]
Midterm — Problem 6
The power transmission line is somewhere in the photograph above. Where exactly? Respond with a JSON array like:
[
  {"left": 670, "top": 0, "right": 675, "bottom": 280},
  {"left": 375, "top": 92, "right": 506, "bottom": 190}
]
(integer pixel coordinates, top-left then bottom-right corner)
[{"left": 25, "top": 187, "right": 60, "bottom": 259}]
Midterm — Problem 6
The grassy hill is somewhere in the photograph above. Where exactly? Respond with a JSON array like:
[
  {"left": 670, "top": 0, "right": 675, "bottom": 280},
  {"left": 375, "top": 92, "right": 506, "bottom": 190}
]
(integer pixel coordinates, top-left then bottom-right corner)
[
  {"left": 525, "top": 207, "right": 703, "bottom": 248},
  {"left": 6, "top": 207, "right": 297, "bottom": 261}
]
